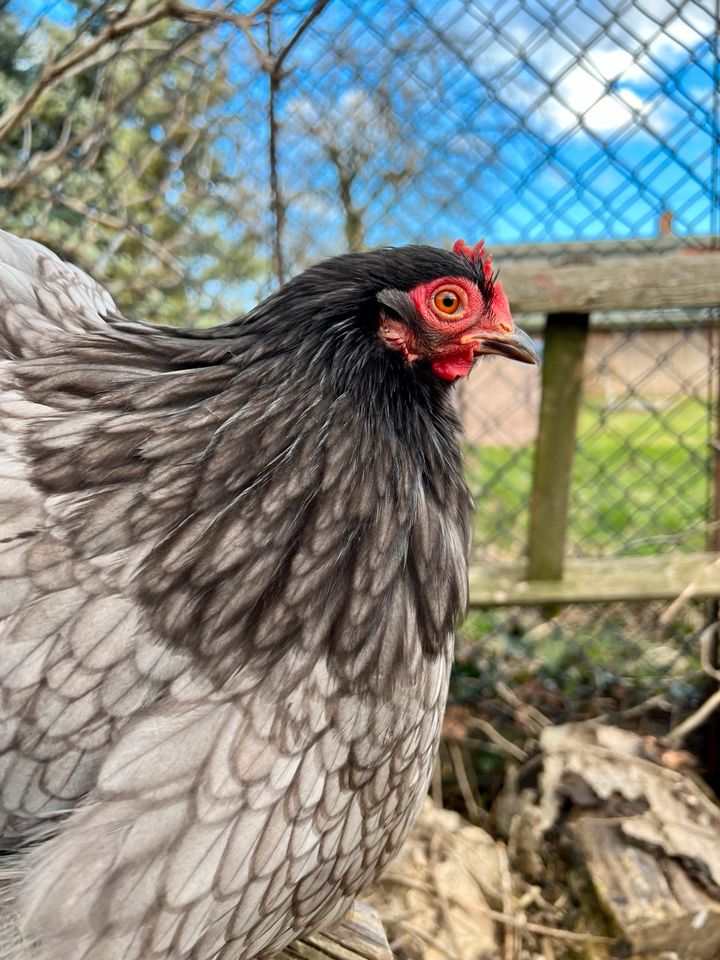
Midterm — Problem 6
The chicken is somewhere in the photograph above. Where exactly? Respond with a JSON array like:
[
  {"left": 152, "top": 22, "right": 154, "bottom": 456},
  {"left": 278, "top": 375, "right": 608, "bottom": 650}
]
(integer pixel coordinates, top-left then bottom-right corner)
[{"left": 0, "top": 231, "right": 536, "bottom": 960}]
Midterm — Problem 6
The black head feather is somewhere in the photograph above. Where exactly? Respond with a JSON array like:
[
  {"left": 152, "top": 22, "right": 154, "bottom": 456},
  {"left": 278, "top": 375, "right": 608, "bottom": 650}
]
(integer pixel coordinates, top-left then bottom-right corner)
[{"left": 17, "top": 244, "right": 476, "bottom": 693}]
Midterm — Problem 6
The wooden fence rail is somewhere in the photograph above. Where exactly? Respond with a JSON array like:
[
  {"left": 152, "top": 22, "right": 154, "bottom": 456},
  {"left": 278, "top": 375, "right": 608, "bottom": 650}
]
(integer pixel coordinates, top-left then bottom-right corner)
[{"left": 469, "top": 236, "right": 720, "bottom": 607}]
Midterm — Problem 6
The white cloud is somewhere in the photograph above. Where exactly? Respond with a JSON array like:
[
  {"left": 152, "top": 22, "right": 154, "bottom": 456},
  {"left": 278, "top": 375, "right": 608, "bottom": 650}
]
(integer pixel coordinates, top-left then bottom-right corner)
[
  {"left": 439, "top": 0, "right": 711, "bottom": 139},
  {"left": 585, "top": 87, "right": 649, "bottom": 132},
  {"left": 490, "top": 0, "right": 712, "bottom": 136},
  {"left": 545, "top": 66, "right": 653, "bottom": 133},
  {"left": 627, "top": 0, "right": 715, "bottom": 49}
]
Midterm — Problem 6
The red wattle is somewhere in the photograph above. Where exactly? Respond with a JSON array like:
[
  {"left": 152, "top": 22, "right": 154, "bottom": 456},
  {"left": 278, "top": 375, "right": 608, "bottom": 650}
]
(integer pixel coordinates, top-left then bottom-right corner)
[{"left": 430, "top": 347, "right": 476, "bottom": 382}]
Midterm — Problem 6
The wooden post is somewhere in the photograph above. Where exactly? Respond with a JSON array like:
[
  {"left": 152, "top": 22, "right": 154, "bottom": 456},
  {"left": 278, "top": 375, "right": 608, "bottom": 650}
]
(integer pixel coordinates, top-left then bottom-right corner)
[
  {"left": 526, "top": 312, "right": 590, "bottom": 581},
  {"left": 280, "top": 901, "right": 393, "bottom": 960}
]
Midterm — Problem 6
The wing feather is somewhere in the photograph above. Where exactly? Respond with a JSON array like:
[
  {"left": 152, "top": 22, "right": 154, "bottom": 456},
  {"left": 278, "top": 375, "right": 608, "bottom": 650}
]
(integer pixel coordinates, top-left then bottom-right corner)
[
  {"left": 11, "top": 649, "right": 448, "bottom": 960},
  {"left": 0, "top": 380, "right": 191, "bottom": 835},
  {"left": 0, "top": 229, "right": 470, "bottom": 959},
  {"left": 0, "top": 230, "right": 117, "bottom": 360}
]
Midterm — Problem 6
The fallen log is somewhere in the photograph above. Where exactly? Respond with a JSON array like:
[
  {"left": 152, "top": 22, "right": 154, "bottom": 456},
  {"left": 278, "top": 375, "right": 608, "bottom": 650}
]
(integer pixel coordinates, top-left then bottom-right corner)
[{"left": 527, "top": 721, "right": 720, "bottom": 959}]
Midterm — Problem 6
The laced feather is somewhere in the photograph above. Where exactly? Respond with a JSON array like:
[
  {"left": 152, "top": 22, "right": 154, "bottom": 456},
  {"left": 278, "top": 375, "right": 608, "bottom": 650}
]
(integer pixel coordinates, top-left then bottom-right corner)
[{"left": 0, "top": 230, "right": 472, "bottom": 960}]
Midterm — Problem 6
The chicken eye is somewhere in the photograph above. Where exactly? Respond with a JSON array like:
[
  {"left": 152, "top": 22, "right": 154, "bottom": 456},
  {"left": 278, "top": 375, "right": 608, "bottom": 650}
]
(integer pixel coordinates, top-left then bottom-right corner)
[{"left": 433, "top": 290, "right": 460, "bottom": 314}]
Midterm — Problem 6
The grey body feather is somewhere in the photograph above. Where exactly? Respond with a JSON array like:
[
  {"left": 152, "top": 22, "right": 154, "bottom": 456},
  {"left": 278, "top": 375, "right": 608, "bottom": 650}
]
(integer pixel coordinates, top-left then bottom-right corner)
[{"left": 0, "top": 230, "right": 474, "bottom": 959}]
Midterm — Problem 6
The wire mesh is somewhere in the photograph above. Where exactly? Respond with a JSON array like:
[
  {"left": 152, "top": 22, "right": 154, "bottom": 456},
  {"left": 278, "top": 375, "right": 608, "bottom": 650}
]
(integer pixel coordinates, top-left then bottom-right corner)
[
  {"left": 453, "top": 599, "right": 706, "bottom": 715},
  {"left": 446, "top": 596, "right": 712, "bottom": 808},
  {"left": 2, "top": 0, "right": 717, "bottom": 312},
  {"left": 462, "top": 307, "right": 719, "bottom": 562}
]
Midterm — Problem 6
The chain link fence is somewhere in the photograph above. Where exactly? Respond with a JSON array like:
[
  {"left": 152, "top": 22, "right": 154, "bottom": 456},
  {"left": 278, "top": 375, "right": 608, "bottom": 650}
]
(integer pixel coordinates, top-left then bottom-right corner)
[
  {"left": 2, "top": 0, "right": 719, "bottom": 772},
  {"left": 461, "top": 307, "right": 718, "bottom": 561},
  {"left": 3, "top": 1, "right": 717, "bottom": 308},
  {"left": 459, "top": 302, "right": 718, "bottom": 745}
]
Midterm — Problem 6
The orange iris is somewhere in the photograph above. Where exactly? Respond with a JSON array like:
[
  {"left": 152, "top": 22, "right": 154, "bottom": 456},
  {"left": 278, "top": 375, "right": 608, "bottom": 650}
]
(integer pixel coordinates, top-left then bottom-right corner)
[{"left": 433, "top": 289, "right": 461, "bottom": 315}]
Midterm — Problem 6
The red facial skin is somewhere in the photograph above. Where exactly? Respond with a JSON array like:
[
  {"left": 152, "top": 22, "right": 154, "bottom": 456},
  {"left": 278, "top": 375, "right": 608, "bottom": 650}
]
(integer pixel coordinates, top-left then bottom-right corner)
[{"left": 379, "top": 274, "right": 513, "bottom": 383}]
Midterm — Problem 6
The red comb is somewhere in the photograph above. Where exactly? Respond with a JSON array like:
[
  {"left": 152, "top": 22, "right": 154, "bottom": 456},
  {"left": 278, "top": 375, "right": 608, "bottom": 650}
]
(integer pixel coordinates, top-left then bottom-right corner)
[{"left": 452, "top": 238, "right": 494, "bottom": 279}]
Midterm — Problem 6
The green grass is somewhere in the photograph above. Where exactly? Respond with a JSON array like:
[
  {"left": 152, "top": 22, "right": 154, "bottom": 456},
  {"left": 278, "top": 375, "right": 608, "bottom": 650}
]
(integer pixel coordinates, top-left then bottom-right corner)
[
  {"left": 450, "top": 398, "right": 713, "bottom": 813},
  {"left": 464, "top": 395, "right": 712, "bottom": 560}
]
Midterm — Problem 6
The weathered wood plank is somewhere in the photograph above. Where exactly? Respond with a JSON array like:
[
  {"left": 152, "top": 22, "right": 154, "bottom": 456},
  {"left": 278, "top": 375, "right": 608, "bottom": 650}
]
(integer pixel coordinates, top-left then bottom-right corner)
[
  {"left": 279, "top": 902, "right": 393, "bottom": 960},
  {"left": 494, "top": 241, "right": 720, "bottom": 314},
  {"left": 573, "top": 818, "right": 720, "bottom": 960},
  {"left": 530, "top": 722, "right": 720, "bottom": 960},
  {"left": 518, "top": 309, "right": 718, "bottom": 334},
  {"left": 495, "top": 235, "right": 715, "bottom": 258},
  {"left": 468, "top": 551, "right": 720, "bottom": 606},
  {"left": 526, "top": 312, "right": 589, "bottom": 581}
]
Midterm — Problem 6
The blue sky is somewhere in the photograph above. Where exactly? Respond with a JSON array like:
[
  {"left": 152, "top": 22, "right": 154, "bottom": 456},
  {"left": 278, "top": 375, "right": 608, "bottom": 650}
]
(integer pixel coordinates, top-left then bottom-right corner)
[
  {"left": 9, "top": 0, "right": 719, "bottom": 273},
  {"left": 278, "top": 0, "right": 718, "bottom": 254}
]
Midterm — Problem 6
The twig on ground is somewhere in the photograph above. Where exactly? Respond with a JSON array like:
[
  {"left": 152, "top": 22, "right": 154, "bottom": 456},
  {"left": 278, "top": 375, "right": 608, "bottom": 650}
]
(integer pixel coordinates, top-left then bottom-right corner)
[
  {"left": 380, "top": 874, "right": 616, "bottom": 946},
  {"left": 429, "top": 832, "right": 466, "bottom": 960},
  {"left": 447, "top": 740, "right": 482, "bottom": 825},
  {"left": 465, "top": 716, "right": 529, "bottom": 762},
  {"left": 594, "top": 693, "right": 673, "bottom": 724},
  {"left": 541, "top": 937, "right": 556, "bottom": 960},
  {"left": 497, "top": 839, "right": 519, "bottom": 960},
  {"left": 496, "top": 681, "right": 551, "bottom": 732},
  {"left": 665, "top": 622, "right": 720, "bottom": 746},
  {"left": 660, "top": 556, "right": 720, "bottom": 624},
  {"left": 391, "top": 919, "right": 457, "bottom": 959},
  {"left": 700, "top": 621, "right": 720, "bottom": 682},
  {"left": 665, "top": 686, "right": 720, "bottom": 748}
]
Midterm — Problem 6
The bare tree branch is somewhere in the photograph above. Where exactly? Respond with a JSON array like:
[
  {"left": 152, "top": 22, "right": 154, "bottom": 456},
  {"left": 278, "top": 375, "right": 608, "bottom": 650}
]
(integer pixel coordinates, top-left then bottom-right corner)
[
  {"left": 263, "top": 0, "right": 334, "bottom": 282},
  {"left": 58, "top": 196, "right": 187, "bottom": 277},
  {"left": 0, "top": 0, "right": 280, "bottom": 145},
  {"left": 266, "top": 12, "right": 286, "bottom": 285},
  {"left": 272, "top": 0, "right": 333, "bottom": 79},
  {"left": 166, "top": 0, "right": 277, "bottom": 70}
]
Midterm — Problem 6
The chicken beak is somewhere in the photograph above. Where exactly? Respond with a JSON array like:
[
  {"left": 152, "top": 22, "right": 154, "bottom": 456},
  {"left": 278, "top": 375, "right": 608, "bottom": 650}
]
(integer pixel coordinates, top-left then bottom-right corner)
[{"left": 463, "top": 325, "right": 538, "bottom": 365}]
